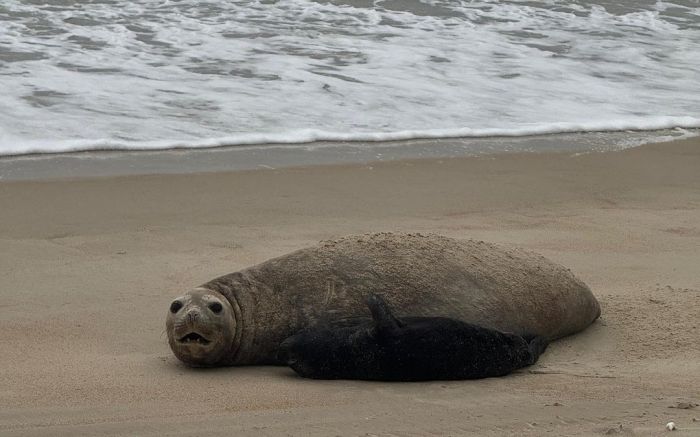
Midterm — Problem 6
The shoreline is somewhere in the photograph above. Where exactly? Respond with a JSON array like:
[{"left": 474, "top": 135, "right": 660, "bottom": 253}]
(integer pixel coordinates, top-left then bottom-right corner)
[
  {"left": 1, "top": 128, "right": 695, "bottom": 181},
  {"left": 1, "top": 136, "right": 699, "bottom": 436}
]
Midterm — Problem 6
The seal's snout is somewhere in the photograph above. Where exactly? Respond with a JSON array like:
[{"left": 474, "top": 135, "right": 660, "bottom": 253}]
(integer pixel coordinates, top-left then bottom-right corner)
[{"left": 186, "top": 309, "right": 200, "bottom": 324}]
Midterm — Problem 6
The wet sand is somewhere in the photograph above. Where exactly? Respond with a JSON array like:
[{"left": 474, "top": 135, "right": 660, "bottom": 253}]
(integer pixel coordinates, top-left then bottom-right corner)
[{"left": 1, "top": 137, "right": 699, "bottom": 436}]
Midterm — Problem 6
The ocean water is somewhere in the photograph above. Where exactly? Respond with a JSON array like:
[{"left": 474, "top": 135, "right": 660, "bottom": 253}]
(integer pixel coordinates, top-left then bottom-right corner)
[{"left": 0, "top": 0, "right": 699, "bottom": 156}]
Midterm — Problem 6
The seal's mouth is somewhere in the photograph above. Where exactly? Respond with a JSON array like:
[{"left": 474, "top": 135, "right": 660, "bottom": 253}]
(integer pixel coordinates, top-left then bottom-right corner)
[{"left": 178, "top": 332, "right": 211, "bottom": 345}]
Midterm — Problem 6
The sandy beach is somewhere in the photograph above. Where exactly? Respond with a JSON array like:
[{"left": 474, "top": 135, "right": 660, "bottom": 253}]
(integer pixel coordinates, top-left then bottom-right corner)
[{"left": 1, "top": 136, "right": 699, "bottom": 436}]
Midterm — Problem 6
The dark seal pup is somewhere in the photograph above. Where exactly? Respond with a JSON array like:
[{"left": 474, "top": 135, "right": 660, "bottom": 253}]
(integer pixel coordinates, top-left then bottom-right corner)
[{"left": 278, "top": 294, "right": 549, "bottom": 381}]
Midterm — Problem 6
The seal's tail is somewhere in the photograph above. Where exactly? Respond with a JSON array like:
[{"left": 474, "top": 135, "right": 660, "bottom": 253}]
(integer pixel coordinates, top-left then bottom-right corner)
[{"left": 523, "top": 334, "right": 549, "bottom": 365}]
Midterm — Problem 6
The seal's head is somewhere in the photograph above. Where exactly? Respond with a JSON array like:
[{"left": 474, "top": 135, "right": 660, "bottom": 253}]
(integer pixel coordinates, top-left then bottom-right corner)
[{"left": 166, "top": 288, "right": 236, "bottom": 366}]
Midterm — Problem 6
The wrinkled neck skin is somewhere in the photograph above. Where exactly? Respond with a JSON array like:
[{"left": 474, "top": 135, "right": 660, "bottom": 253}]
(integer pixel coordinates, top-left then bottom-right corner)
[{"left": 204, "top": 270, "right": 282, "bottom": 365}]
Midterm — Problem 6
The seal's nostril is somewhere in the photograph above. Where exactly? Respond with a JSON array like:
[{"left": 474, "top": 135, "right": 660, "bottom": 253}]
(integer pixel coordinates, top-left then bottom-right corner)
[
  {"left": 170, "top": 300, "right": 183, "bottom": 314},
  {"left": 186, "top": 310, "right": 199, "bottom": 323},
  {"left": 208, "top": 302, "right": 223, "bottom": 314}
]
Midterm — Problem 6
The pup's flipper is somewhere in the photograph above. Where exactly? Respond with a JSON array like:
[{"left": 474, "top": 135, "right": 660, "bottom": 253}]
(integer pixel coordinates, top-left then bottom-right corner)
[
  {"left": 524, "top": 334, "right": 549, "bottom": 365},
  {"left": 366, "top": 293, "right": 403, "bottom": 332}
]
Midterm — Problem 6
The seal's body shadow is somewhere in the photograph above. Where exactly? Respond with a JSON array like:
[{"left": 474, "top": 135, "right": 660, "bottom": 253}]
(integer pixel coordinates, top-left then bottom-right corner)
[{"left": 279, "top": 294, "right": 549, "bottom": 381}]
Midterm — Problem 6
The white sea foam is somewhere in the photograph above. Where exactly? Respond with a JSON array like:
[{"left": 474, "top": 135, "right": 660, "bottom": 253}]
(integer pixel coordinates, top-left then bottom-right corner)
[
  {"left": 1, "top": 117, "right": 699, "bottom": 156},
  {"left": 0, "top": 0, "right": 699, "bottom": 156}
]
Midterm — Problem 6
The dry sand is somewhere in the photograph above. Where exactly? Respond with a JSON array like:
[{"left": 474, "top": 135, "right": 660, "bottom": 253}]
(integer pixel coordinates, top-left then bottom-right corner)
[{"left": 1, "top": 137, "right": 699, "bottom": 436}]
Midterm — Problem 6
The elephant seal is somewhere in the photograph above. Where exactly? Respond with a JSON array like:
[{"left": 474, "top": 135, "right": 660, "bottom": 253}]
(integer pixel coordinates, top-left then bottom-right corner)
[
  {"left": 166, "top": 232, "right": 600, "bottom": 367},
  {"left": 278, "top": 294, "right": 549, "bottom": 381}
]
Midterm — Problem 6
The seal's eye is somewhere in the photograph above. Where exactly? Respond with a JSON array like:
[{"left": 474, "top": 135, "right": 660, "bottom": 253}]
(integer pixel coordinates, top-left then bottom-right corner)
[
  {"left": 208, "top": 302, "right": 223, "bottom": 314},
  {"left": 170, "top": 300, "right": 183, "bottom": 314}
]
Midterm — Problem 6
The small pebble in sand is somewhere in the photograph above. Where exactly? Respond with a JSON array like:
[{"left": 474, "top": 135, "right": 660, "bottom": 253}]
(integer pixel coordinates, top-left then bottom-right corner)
[
  {"left": 665, "top": 422, "right": 676, "bottom": 431},
  {"left": 603, "top": 424, "right": 623, "bottom": 435}
]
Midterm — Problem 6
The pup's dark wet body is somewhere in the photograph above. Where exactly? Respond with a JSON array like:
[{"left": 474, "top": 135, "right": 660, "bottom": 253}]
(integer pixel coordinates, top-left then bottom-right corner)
[{"left": 279, "top": 295, "right": 548, "bottom": 381}]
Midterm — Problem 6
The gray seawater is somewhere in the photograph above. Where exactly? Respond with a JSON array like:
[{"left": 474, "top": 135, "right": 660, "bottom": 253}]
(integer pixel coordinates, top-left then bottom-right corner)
[{"left": 0, "top": 0, "right": 699, "bottom": 156}]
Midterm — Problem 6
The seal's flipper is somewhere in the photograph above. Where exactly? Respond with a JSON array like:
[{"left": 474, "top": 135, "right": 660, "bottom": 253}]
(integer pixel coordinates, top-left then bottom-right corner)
[
  {"left": 525, "top": 335, "right": 549, "bottom": 365},
  {"left": 366, "top": 293, "right": 403, "bottom": 332}
]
